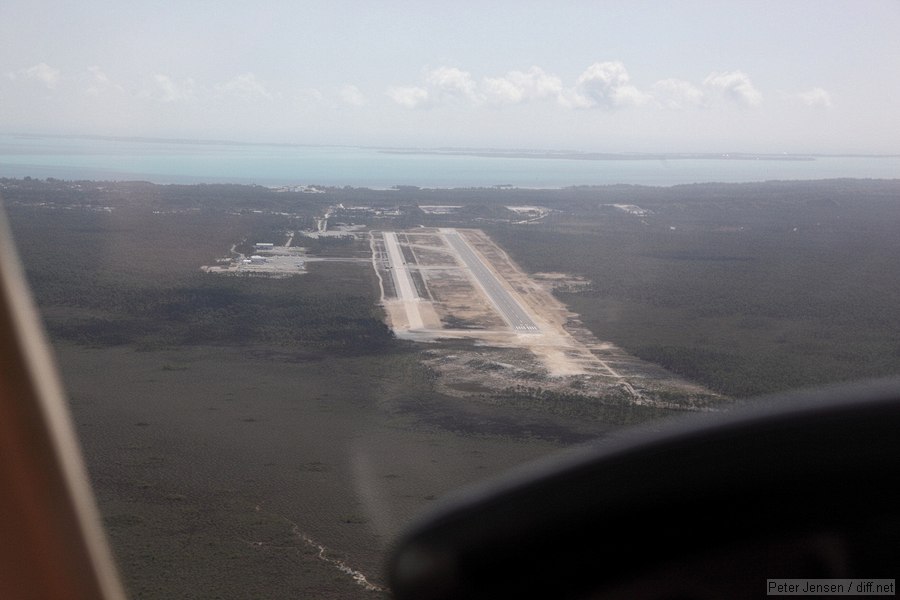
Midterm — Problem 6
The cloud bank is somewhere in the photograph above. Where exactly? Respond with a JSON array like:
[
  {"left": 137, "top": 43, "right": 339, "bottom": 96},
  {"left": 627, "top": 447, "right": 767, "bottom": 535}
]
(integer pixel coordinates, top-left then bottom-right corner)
[
  {"left": 795, "top": 87, "right": 833, "bottom": 108},
  {"left": 703, "top": 71, "right": 762, "bottom": 108},
  {"left": 8, "top": 62, "right": 61, "bottom": 89},
  {"left": 85, "top": 66, "right": 125, "bottom": 96},
  {"left": 386, "top": 62, "right": 788, "bottom": 112},
  {"left": 339, "top": 84, "right": 366, "bottom": 106},
  {"left": 216, "top": 73, "right": 272, "bottom": 100},
  {"left": 1, "top": 59, "right": 832, "bottom": 132},
  {"left": 482, "top": 66, "right": 563, "bottom": 105},
  {"left": 563, "top": 62, "right": 649, "bottom": 109},
  {"left": 149, "top": 74, "right": 196, "bottom": 103}
]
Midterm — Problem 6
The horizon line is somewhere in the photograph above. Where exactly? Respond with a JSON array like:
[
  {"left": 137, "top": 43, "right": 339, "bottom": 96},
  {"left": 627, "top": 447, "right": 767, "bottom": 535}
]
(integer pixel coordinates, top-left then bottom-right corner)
[{"left": 3, "top": 132, "right": 898, "bottom": 160}]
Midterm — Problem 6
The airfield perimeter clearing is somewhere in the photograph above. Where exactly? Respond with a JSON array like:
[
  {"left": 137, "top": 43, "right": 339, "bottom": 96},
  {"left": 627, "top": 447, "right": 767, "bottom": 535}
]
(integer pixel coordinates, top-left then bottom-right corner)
[
  {"left": 202, "top": 226, "right": 720, "bottom": 411},
  {"left": 374, "top": 228, "right": 543, "bottom": 340},
  {"left": 369, "top": 228, "right": 724, "bottom": 408}
]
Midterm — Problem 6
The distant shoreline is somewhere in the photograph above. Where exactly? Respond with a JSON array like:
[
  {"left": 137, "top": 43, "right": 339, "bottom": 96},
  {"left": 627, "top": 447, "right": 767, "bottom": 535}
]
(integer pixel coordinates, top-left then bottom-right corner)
[
  {"left": 2, "top": 134, "right": 899, "bottom": 188},
  {"left": 378, "top": 149, "right": 817, "bottom": 162},
  {"left": 4, "top": 133, "right": 898, "bottom": 159}
]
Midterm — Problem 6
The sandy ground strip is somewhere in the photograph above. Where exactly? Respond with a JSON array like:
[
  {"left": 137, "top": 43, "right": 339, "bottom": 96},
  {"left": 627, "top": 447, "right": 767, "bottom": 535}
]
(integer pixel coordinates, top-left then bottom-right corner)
[{"left": 369, "top": 228, "right": 723, "bottom": 407}]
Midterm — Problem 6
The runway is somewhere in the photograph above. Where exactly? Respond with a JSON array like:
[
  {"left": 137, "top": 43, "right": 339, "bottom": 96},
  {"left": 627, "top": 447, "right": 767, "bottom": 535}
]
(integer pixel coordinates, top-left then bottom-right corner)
[
  {"left": 383, "top": 231, "right": 424, "bottom": 330},
  {"left": 441, "top": 229, "right": 540, "bottom": 333}
]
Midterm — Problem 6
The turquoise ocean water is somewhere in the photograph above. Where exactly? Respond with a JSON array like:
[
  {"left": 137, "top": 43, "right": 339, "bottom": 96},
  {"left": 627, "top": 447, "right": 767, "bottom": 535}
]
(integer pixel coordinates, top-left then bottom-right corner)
[{"left": 1, "top": 134, "right": 898, "bottom": 188}]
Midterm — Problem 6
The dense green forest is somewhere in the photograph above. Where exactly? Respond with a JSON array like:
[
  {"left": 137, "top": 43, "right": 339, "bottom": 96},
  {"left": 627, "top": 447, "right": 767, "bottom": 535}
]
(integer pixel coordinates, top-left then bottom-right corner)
[
  {"left": 4, "top": 177, "right": 900, "bottom": 398},
  {"left": 2, "top": 180, "right": 393, "bottom": 356},
  {"left": 488, "top": 179, "right": 900, "bottom": 396}
]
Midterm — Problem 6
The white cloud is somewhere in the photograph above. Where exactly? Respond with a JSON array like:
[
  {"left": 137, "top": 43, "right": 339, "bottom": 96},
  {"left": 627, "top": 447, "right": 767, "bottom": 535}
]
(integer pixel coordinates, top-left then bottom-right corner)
[
  {"left": 482, "top": 76, "right": 524, "bottom": 105},
  {"left": 482, "top": 66, "right": 562, "bottom": 105},
  {"left": 562, "top": 61, "right": 649, "bottom": 109},
  {"left": 151, "top": 74, "right": 196, "bottom": 102},
  {"left": 556, "top": 87, "right": 594, "bottom": 110},
  {"left": 298, "top": 88, "right": 326, "bottom": 103},
  {"left": 145, "top": 73, "right": 196, "bottom": 103},
  {"left": 339, "top": 84, "right": 366, "bottom": 106},
  {"left": 9, "top": 62, "right": 61, "bottom": 89},
  {"left": 391, "top": 62, "right": 647, "bottom": 110},
  {"left": 216, "top": 73, "right": 271, "bottom": 100},
  {"left": 424, "top": 66, "right": 480, "bottom": 102},
  {"left": 703, "top": 71, "right": 762, "bottom": 108},
  {"left": 795, "top": 87, "right": 833, "bottom": 108},
  {"left": 393, "top": 65, "right": 557, "bottom": 108},
  {"left": 387, "top": 62, "right": 775, "bottom": 116},
  {"left": 88, "top": 66, "right": 112, "bottom": 85},
  {"left": 652, "top": 78, "right": 706, "bottom": 109},
  {"left": 387, "top": 85, "right": 430, "bottom": 108},
  {"left": 85, "top": 66, "right": 124, "bottom": 96}
]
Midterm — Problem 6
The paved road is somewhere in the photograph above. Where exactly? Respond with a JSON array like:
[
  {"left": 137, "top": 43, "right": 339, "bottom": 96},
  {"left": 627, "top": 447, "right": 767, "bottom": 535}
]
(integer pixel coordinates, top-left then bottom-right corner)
[
  {"left": 383, "top": 231, "right": 424, "bottom": 330},
  {"left": 442, "top": 229, "right": 540, "bottom": 333}
]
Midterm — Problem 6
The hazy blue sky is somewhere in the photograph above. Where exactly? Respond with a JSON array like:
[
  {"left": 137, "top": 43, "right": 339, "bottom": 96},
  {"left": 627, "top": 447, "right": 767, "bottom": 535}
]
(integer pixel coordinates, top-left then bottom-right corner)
[{"left": 2, "top": 1, "right": 898, "bottom": 152}]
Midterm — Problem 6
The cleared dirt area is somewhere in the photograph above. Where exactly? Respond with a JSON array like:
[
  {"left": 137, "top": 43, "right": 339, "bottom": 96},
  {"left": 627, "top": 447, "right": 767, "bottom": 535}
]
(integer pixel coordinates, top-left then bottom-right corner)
[
  {"left": 202, "top": 242, "right": 309, "bottom": 277},
  {"left": 372, "top": 228, "right": 726, "bottom": 410}
]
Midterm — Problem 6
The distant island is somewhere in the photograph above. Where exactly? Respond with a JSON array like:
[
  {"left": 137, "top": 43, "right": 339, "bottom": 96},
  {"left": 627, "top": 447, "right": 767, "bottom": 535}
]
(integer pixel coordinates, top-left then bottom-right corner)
[{"left": 378, "top": 149, "right": 819, "bottom": 161}]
